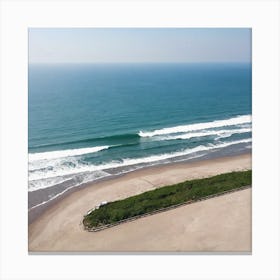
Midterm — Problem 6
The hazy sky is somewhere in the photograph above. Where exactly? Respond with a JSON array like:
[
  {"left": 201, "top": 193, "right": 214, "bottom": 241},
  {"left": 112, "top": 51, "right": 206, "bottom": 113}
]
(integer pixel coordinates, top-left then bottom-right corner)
[{"left": 29, "top": 28, "right": 251, "bottom": 63}]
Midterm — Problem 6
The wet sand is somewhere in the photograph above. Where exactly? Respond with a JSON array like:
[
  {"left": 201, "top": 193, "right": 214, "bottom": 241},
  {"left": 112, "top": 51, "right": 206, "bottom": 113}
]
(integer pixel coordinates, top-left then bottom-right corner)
[{"left": 29, "top": 153, "right": 251, "bottom": 252}]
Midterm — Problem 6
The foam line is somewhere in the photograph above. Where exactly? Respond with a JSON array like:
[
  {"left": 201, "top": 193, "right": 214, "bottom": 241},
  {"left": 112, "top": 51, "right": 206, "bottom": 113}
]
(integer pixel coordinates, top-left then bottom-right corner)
[
  {"left": 156, "top": 127, "right": 251, "bottom": 141},
  {"left": 139, "top": 115, "right": 251, "bottom": 137},
  {"left": 29, "top": 145, "right": 110, "bottom": 161},
  {"left": 29, "top": 138, "right": 251, "bottom": 181}
]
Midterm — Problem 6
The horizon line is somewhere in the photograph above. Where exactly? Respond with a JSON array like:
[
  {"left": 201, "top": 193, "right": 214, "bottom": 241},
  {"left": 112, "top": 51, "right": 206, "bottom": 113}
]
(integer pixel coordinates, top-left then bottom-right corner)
[{"left": 29, "top": 61, "right": 251, "bottom": 65}]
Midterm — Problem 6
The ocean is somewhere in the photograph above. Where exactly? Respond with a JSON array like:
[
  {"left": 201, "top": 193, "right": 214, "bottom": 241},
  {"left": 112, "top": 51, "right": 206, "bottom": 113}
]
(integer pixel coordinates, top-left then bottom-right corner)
[{"left": 28, "top": 63, "right": 252, "bottom": 210}]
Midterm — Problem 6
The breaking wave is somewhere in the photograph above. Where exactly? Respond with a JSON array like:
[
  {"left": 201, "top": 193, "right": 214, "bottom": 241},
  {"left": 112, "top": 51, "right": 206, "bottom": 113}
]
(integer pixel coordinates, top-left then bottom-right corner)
[
  {"left": 29, "top": 138, "right": 251, "bottom": 182},
  {"left": 139, "top": 115, "right": 251, "bottom": 137},
  {"left": 29, "top": 145, "right": 110, "bottom": 161}
]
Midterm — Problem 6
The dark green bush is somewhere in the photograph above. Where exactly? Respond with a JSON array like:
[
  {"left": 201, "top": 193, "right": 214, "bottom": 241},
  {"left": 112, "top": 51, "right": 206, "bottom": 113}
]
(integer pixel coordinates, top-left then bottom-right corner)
[{"left": 83, "top": 170, "right": 251, "bottom": 229}]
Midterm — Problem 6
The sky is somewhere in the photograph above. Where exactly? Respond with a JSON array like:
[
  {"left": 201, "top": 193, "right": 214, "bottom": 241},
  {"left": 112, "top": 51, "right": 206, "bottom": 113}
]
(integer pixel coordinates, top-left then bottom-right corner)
[{"left": 29, "top": 28, "right": 251, "bottom": 63}]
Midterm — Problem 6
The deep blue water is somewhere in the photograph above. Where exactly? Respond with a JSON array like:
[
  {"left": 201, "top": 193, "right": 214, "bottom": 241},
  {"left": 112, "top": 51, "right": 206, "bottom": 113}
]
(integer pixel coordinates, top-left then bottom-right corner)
[{"left": 28, "top": 63, "right": 252, "bottom": 208}]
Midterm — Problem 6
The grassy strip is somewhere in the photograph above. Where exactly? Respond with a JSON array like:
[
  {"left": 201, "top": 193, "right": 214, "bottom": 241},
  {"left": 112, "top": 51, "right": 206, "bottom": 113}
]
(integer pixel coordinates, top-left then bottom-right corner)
[{"left": 83, "top": 170, "right": 252, "bottom": 230}]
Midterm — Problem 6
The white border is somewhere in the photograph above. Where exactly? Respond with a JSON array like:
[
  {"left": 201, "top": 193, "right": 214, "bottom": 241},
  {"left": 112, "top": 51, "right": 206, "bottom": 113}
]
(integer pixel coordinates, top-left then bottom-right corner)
[{"left": 0, "top": 0, "right": 279, "bottom": 279}]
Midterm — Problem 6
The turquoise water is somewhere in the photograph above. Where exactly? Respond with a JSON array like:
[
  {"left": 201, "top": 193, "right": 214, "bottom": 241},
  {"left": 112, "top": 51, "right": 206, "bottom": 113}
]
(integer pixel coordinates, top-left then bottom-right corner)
[{"left": 28, "top": 63, "right": 252, "bottom": 208}]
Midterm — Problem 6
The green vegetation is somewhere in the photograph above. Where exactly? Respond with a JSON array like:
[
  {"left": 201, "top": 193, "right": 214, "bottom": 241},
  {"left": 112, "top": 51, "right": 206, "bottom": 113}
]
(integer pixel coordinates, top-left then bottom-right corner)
[{"left": 83, "top": 170, "right": 252, "bottom": 230}]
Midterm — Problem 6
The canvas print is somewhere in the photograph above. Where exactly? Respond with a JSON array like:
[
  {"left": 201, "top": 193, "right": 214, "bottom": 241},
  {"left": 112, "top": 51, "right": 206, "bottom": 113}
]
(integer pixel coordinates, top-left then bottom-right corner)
[{"left": 28, "top": 28, "right": 252, "bottom": 252}]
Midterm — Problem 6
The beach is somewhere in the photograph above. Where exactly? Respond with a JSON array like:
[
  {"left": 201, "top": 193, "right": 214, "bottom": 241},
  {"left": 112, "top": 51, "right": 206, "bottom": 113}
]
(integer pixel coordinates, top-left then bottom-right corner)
[
  {"left": 29, "top": 153, "right": 251, "bottom": 252},
  {"left": 28, "top": 63, "right": 252, "bottom": 213}
]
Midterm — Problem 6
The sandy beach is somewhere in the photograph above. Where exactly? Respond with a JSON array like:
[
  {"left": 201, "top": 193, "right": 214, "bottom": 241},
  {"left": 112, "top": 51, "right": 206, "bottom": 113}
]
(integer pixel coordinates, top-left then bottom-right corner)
[{"left": 28, "top": 153, "right": 251, "bottom": 252}]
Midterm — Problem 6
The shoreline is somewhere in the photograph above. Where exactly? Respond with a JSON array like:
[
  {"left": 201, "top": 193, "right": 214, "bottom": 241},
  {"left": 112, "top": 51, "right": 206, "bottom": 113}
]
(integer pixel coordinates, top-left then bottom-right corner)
[
  {"left": 28, "top": 150, "right": 251, "bottom": 224},
  {"left": 29, "top": 153, "right": 251, "bottom": 252}
]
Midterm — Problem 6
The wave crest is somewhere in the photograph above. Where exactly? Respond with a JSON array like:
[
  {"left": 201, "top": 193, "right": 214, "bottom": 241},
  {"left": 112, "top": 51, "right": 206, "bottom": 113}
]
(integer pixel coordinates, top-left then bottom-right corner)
[
  {"left": 155, "top": 127, "right": 251, "bottom": 141},
  {"left": 29, "top": 138, "right": 251, "bottom": 181},
  {"left": 139, "top": 115, "right": 251, "bottom": 137},
  {"left": 29, "top": 145, "right": 110, "bottom": 162}
]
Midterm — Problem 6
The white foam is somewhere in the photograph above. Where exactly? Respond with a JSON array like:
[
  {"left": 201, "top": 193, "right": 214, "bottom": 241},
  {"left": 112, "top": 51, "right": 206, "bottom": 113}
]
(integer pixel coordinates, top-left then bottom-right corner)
[
  {"left": 29, "top": 138, "right": 251, "bottom": 181},
  {"left": 156, "top": 127, "right": 251, "bottom": 141},
  {"left": 28, "top": 177, "right": 73, "bottom": 192},
  {"left": 139, "top": 115, "right": 251, "bottom": 137},
  {"left": 29, "top": 145, "right": 110, "bottom": 161},
  {"left": 28, "top": 170, "right": 110, "bottom": 192},
  {"left": 29, "top": 156, "right": 79, "bottom": 172},
  {"left": 215, "top": 128, "right": 252, "bottom": 140},
  {"left": 28, "top": 171, "right": 111, "bottom": 209},
  {"left": 29, "top": 183, "right": 81, "bottom": 210}
]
